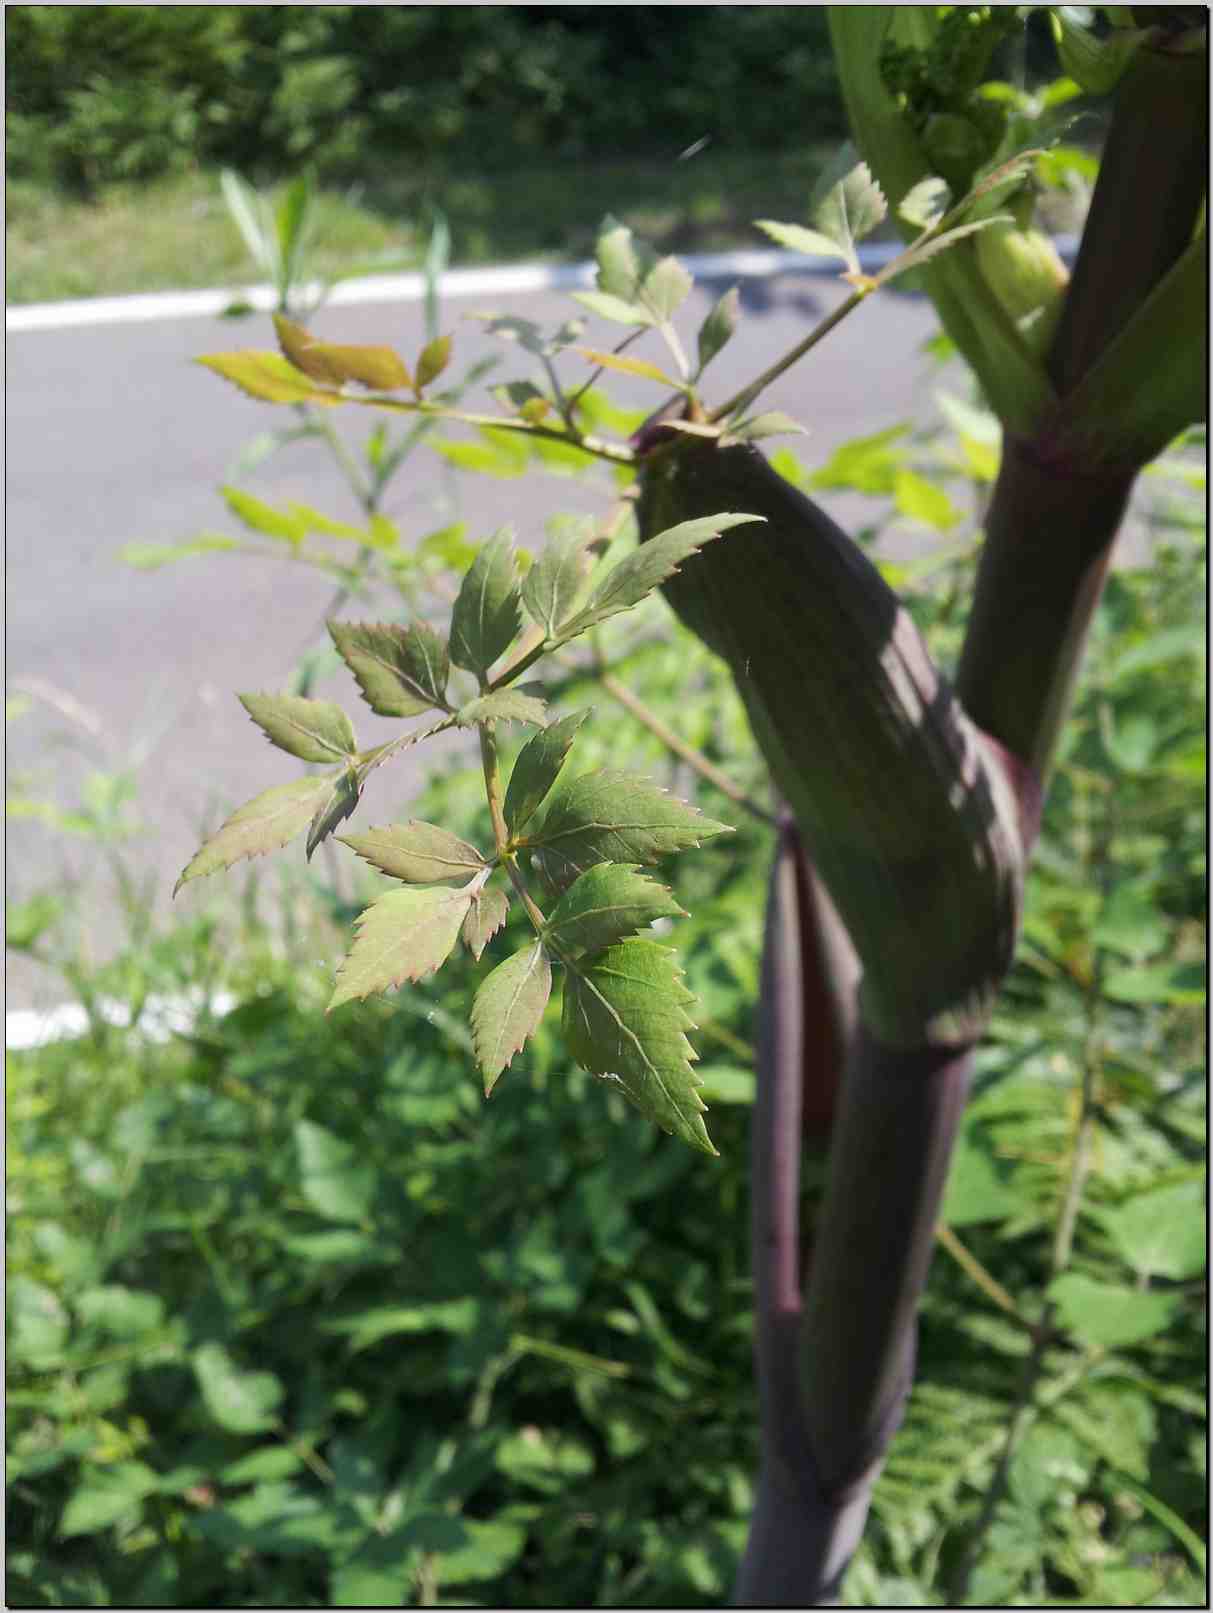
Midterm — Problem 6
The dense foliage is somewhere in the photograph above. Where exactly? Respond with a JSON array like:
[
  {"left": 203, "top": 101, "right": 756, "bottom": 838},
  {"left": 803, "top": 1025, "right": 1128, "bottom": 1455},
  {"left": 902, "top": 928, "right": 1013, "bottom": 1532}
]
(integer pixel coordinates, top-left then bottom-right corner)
[
  {"left": 5, "top": 5, "right": 846, "bottom": 194},
  {"left": 7, "top": 386, "right": 1205, "bottom": 1601}
]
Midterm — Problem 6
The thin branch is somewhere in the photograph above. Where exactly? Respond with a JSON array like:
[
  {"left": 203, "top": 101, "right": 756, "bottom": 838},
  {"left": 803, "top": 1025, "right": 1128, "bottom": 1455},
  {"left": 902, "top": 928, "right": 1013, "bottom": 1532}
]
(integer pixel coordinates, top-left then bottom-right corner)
[
  {"left": 566, "top": 326, "right": 648, "bottom": 413},
  {"left": 935, "top": 1223, "right": 1031, "bottom": 1331},
  {"left": 708, "top": 286, "right": 869, "bottom": 424}
]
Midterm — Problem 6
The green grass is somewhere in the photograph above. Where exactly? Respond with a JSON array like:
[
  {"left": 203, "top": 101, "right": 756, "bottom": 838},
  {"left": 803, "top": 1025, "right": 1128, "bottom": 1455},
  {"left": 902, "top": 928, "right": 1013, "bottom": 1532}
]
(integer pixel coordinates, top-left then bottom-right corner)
[{"left": 5, "top": 147, "right": 836, "bottom": 305}]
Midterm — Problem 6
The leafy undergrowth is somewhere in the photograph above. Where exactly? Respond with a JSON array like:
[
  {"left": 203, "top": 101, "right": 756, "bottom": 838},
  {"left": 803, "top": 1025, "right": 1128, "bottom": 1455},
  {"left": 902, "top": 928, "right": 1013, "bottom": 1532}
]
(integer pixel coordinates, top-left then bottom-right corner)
[{"left": 6, "top": 450, "right": 1206, "bottom": 1604}]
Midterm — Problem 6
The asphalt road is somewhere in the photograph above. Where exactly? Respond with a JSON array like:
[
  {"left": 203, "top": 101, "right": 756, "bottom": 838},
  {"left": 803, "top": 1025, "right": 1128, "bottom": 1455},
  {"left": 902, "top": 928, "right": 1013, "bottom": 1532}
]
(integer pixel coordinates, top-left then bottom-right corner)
[{"left": 7, "top": 267, "right": 943, "bottom": 1009}]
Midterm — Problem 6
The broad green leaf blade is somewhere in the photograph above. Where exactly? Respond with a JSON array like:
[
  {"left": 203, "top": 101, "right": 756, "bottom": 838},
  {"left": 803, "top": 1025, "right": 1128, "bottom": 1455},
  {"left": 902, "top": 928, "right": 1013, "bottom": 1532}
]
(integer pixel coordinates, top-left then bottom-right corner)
[
  {"left": 329, "top": 886, "right": 472, "bottom": 1009},
  {"left": 193, "top": 1341, "right": 284, "bottom": 1433},
  {"left": 503, "top": 709, "right": 589, "bottom": 835},
  {"left": 306, "top": 768, "right": 362, "bottom": 860},
  {"left": 898, "top": 175, "right": 951, "bottom": 230},
  {"left": 222, "top": 486, "right": 307, "bottom": 543},
  {"left": 557, "top": 513, "right": 761, "bottom": 639},
  {"left": 295, "top": 1119, "right": 378, "bottom": 1223},
  {"left": 273, "top": 314, "right": 412, "bottom": 391},
  {"left": 415, "top": 333, "right": 453, "bottom": 390},
  {"left": 1047, "top": 1273, "right": 1180, "bottom": 1350},
  {"left": 524, "top": 768, "right": 730, "bottom": 890},
  {"left": 893, "top": 468, "right": 960, "bottom": 531},
  {"left": 812, "top": 153, "right": 887, "bottom": 269},
  {"left": 456, "top": 690, "right": 548, "bottom": 728},
  {"left": 449, "top": 527, "right": 522, "bottom": 676},
  {"left": 595, "top": 218, "right": 647, "bottom": 301},
  {"left": 1099, "top": 1180, "right": 1206, "bottom": 1281},
  {"left": 239, "top": 693, "right": 356, "bottom": 763},
  {"left": 341, "top": 822, "right": 487, "bottom": 886},
  {"left": 755, "top": 219, "right": 852, "bottom": 266},
  {"left": 174, "top": 775, "right": 334, "bottom": 894},
  {"left": 640, "top": 255, "right": 694, "bottom": 321},
  {"left": 571, "top": 289, "right": 655, "bottom": 326},
  {"left": 696, "top": 285, "right": 740, "bottom": 374},
  {"left": 562, "top": 939, "right": 714, "bottom": 1154},
  {"left": 471, "top": 941, "right": 553, "bottom": 1093},
  {"left": 60, "top": 1464, "right": 159, "bottom": 1537},
  {"left": 543, "top": 864, "right": 685, "bottom": 957},
  {"left": 197, "top": 351, "right": 340, "bottom": 406},
  {"left": 462, "top": 885, "right": 511, "bottom": 961},
  {"left": 329, "top": 621, "right": 450, "bottom": 717},
  {"left": 521, "top": 519, "right": 597, "bottom": 636}
]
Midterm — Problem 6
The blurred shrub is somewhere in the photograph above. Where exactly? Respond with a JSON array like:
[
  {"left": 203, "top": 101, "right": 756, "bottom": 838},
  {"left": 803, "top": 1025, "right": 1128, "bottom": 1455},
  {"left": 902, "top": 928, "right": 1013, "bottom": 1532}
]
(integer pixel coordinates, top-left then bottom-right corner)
[{"left": 6, "top": 5, "right": 848, "bottom": 193}]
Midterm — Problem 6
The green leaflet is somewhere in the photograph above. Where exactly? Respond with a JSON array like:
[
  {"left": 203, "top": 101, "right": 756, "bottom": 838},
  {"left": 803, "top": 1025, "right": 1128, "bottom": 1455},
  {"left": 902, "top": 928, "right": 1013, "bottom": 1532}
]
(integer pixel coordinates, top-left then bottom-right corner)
[
  {"left": 174, "top": 775, "right": 334, "bottom": 894},
  {"left": 415, "top": 333, "right": 453, "bottom": 390},
  {"left": 197, "top": 350, "right": 341, "bottom": 407},
  {"left": 329, "top": 621, "right": 450, "bottom": 717},
  {"left": 329, "top": 886, "right": 473, "bottom": 1009},
  {"left": 239, "top": 692, "right": 356, "bottom": 764},
  {"left": 561, "top": 939, "right": 715, "bottom": 1155},
  {"left": 341, "top": 822, "right": 487, "bottom": 886},
  {"left": 272, "top": 313, "right": 412, "bottom": 391},
  {"left": 462, "top": 885, "right": 511, "bottom": 961},
  {"left": 503, "top": 710, "right": 589, "bottom": 836},
  {"left": 306, "top": 769, "right": 362, "bottom": 860},
  {"left": 696, "top": 285, "right": 740, "bottom": 376},
  {"left": 523, "top": 768, "right": 730, "bottom": 891},
  {"left": 555, "top": 514, "right": 760, "bottom": 641},
  {"left": 449, "top": 527, "right": 522, "bottom": 676},
  {"left": 471, "top": 941, "right": 552, "bottom": 1093},
  {"left": 193, "top": 1342, "right": 284, "bottom": 1434},
  {"left": 543, "top": 864, "right": 685, "bottom": 957},
  {"left": 456, "top": 690, "right": 548, "bottom": 728},
  {"left": 520, "top": 520, "right": 597, "bottom": 637}
]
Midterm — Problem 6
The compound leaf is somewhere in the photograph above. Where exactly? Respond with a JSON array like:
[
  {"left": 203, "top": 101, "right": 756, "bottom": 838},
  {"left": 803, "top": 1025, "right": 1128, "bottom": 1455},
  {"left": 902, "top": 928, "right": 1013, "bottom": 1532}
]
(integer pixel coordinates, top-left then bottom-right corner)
[
  {"left": 543, "top": 863, "right": 685, "bottom": 957},
  {"left": 561, "top": 939, "right": 714, "bottom": 1154},
  {"left": 812, "top": 153, "right": 887, "bottom": 272},
  {"left": 471, "top": 941, "right": 552, "bottom": 1093},
  {"left": 503, "top": 709, "right": 589, "bottom": 835},
  {"left": 341, "top": 822, "right": 487, "bottom": 886},
  {"left": 525, "top": 768, "right": 730, "bottom": 890},
  {"left": 329, "top": 886, "right": 473, "bottom": 1009},
  {"left": 556, "top": 513, "right": 760, "bottom": 639},
  {"left": 456, "top": 690, "right": 548, "bottom": 728},
  {"left": 239, "top": 692, "right": 356, "bottom": 764},
  {"left": 174, "top": 775, "right": 334, "bottom": 893},
  {"left": 755, "top": 219, "right": 853, "bottom": 267},
  {"left": 449, "top": 527, "right": 522, "bottom": 676},
  {"left": 463, "top": 886, "right": 511, "bottom": 961},
  {"left": 329, "top": 621, "right": 450, "bottom": 717}
]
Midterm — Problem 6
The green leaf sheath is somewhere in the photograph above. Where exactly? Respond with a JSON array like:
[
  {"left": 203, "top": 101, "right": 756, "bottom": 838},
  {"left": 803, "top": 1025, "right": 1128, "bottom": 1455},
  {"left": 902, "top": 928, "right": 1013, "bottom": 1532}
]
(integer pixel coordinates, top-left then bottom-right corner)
[
  {"left": 543, "top": 864, "right": 685, "bottom": 957},
  {"left": 561, "top": 939, "right": 715, "bottom": 1156},
  {"left": 329, "top": 621, "right": 450, "bottom": 717},
  {"left": 503, "top": 710, "right": 589, "bottom": 836},
  {"left": 174, "top": 775, "right": 335, "bottom": 893},
  {"left": 238, "top": 692, "right": 356, "bottom": 763},
  {"left": 637, "top": 435, "right": 1023, "bottom": 1045},
  {"left": 471, "top": 941, "right": 553, "bottom": 1093},
  {"left": 523, "top": 767, "right": 730, "bottom": 894},
  {"left": 449, "top": 527, "right": 522, "bottom": 677},
  {"left": 341, "top": 822, "right": 487, "bottom": 886},
  {"left": 329, "top": 886, "right": 472, "bottom": 1010}
]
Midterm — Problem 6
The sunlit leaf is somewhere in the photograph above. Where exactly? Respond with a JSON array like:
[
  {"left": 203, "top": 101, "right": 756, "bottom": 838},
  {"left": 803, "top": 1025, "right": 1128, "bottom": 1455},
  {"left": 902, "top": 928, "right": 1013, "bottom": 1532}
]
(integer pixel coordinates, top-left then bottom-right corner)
[
  {"left": 415, "top": 333, "right": 453, "bottom": 390},
  {"left": 197, "top": 351, "right": 340, "bottom": 406},
  {"left": 571, "top": 289, "right": 654, "bottom": 326},
  {"left": 329, "top": 621, "right": 450, "bottom": 717},
  {"left": 456, "top": 690, "right": 548, "bottom": 729},
  {"left": 272, "top": 313, "right": 411, "bottom": 391},
  {"left": 462, "top": 885, "right": 511, "bottom": 961},
  {"left": 521, "top": 519, "right": 597, "bottom": 637},
  {"left": 755, "top": 219, "right": 852, "bottom": 267},
  {"left": 562, "top": 939, "right": 715, "bottom": 1154},
  {"left": 193, "top": 1342, "right": 284, "bottom": 1433},
  {"left": 295, "top": 1119, "right": 378, "bottom": 1223},
  {"left": 543, "top": 863, "right": 685, "bottom": 957},
  {"left": 640, "top": 255, "right": 694, "bottom": 321},
  {"left": 239, "top": 693, "right": 356, "bottom": 764},
  {"left": 576, "top": 347, "right": 677, "bottom": 386},
  {"left": 893, "top": 468, "right": 960, "bottom": 531},
  {"left": 899, "top": 176, "right": 952, "bottom": 230},
  {"left": 222, "top": 486, "right": 307, "bottom": 544},
  {"left": 1047, "top": 1273, "right": 1180, "bottom": 1349},
  {"left": 341, "top": 822, "right": 487, "bottom": 886},
  {"left": 696, "top": 286, "right": 740, "bottom": 374},
  {"left": 119, "top": 534, "right": 241, "bottom": 569},
  {"left": 174, "top": 775, "right": 334, "bottom": 893},
  {"left": 449, "top": 527, "right": 522, "bottom": 676},
  {"left": 503, "top": 709, "right": 589, "bottom": 835},
  {"left": 472, "top": 941, "right": 552, "bottom": 1093},
  {"left": 329, "top": 886, "right": 473, "bottom": 1008},
  {"left": 306, "top": 768, "right": 362, "bottom": 860}
]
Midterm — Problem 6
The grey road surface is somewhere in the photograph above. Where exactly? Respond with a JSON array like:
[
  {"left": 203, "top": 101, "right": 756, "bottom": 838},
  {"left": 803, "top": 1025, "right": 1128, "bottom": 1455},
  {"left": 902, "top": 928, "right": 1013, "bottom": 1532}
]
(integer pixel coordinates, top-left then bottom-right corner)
[{"left": 8, "top": 270, "right": 943, "bottom": 1010}]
